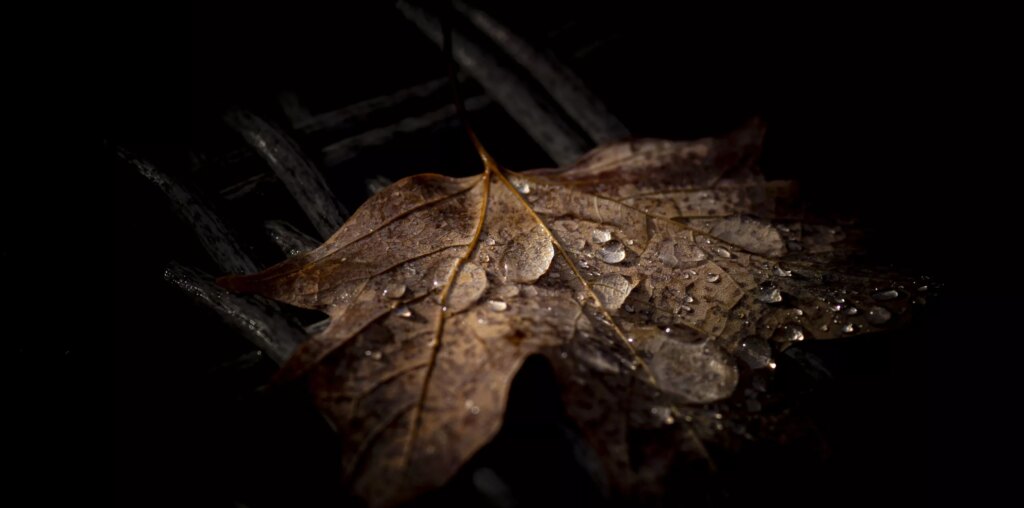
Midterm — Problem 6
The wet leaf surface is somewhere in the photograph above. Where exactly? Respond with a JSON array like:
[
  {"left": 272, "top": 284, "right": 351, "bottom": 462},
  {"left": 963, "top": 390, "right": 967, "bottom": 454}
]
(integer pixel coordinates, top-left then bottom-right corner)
[{"left": 220, "top": 120, "right": 927, "bottom": 507}]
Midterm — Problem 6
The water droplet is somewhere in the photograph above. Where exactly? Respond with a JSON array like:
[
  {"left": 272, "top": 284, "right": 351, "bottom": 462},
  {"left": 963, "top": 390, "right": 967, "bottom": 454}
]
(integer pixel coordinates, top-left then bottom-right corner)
[
  {"left": 865, "top": 306, "right": 892, "bottom": 325},
  {"left": 917, "top": 285, "right": 929, "bottom": 292},
  {"left": 624, "top": 304, "right": 635, "bottom": 313},
  {"left": 448, "top": 262, "right": 488, "bottom": 313},
  {"left": 639, "top": 329, "right": 738, "bottom": 403},
  {"left": 591, "top": 229, "right": 611, "bottom": 244},
  {"left": 872, "top": 289, "right": 900, "bottom": 301},
  {"left": 657, "top": 241, "right": 679, "bottom": 267},
  {"left": 779, "top": 325, "right": 806, "bottom": 342},
  {"left": 592, "top": 274, "right": 634, "bottom": 310},
  {"left": 706, "top": 273, "right": 721, "bottom": 283},
  {"left": 679, "top": 304, "right": 693, "bottom": 313},
  {"left": 712, "top": 246, "right": 733, "bottom": 258},
  {"left": 518, "top": 182, "right": 531, "bottom": 194},
  {"left": 755, "top": 285, "right": 782, "bottom": 303},
  {"left": 395, "top": 306, "right": 413, "bottom": 318},
  {"left": 627, "top": 336, "right": 635, "bottom": 343},
  {"left": 599, "top": 241, "right": 626, "bottom": 264},
  {"left": 650, "top": 406, "right": 675, "bottom": 425},
  {"left": 845, "top": 306, "right": 859, "bottom": 315},
  {"left": 820, "top": 324, "right": 830, "bottom": 332},
  {"left": 683, "top": 295, "right": 695, "bottom": 304},
  {"left": 737, "top": 337, "right": 773, "bottom": 369},
  {"left": 773, "top": 266, "right": 792, "bottom": 277},
  {"left": 384, "top": 283, "right": 406, "bottom": 299},
  {"left": 502, "top": 228, "right": 555, "bottom": 283},
  {"left": 485, "top": 238, "right": 496, "bottom": 246},
  {"left": 842, "top": 323, "right": 855, "bottom": 333},
  {"left": 487, "top": 300, "right": 508, "bottom": 312}
]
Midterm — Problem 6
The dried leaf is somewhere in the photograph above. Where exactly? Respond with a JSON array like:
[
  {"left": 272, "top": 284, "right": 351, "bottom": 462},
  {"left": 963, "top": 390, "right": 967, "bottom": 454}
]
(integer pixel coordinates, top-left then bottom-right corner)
[{"left": 219, "top": 120, "right": 924, "bottom": 507}]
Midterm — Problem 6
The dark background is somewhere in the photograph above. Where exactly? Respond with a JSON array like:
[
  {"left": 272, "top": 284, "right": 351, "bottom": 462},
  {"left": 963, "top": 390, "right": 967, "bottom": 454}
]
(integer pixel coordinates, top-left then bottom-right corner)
[{"left": 91, "top": 1, "right": 973, "bottom": 506}]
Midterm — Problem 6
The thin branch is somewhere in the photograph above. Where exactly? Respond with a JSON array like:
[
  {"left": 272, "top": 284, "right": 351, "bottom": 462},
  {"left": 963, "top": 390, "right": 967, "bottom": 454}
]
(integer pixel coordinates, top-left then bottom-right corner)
[
  {"left": 117, "top": 148, "right": 258, "bottom": 275},
  {"left": 265, "top": 220, "right": 320, "bottom": 258},
  {"left": 163, "top": 262, "right": 307, "bottom": 364},
  {"left": 454, "top": 0, "right": 630, "bottom": 143},
  {"left": 226, "top": 110, "right": 349, "bottom": 239},
  {"left": 323, "top": 94, "right": 490, "bottom": 166},
  {"left": 397, "top": 0, "right": 593, "bottom": 166},
  {"left": 295, "top": 77, "right": 449, "bottom": 134}
]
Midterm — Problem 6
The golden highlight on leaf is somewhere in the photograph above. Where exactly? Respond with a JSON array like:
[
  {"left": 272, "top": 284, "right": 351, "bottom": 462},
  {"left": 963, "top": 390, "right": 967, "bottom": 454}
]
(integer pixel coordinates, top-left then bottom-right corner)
[{"left": 219, "top": 119, "right": 924, "bottom": 507}]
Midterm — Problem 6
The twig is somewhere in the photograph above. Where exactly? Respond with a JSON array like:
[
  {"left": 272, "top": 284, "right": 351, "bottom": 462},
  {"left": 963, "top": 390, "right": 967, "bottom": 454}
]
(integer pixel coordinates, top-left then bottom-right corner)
[
  {"left": 163, "top": 262, "right": 307, "bottom": 364},
  {"left": 454, "top": 0, "right": 629, "bottom": 144},
  {"left": 397, "top": 0, "right": 592, "bottom": 166},
  {"left": 117, "top": 148, "right": 258, "bottom": 275},
  {"left": 265, "top": 220, "right": 320, "bottom": 258},
  {"left": 322, "top": 94, "right": 490, "bottom": 166},
  {"left": 226, "top": 110, "right": 349, "bottom": 239}
]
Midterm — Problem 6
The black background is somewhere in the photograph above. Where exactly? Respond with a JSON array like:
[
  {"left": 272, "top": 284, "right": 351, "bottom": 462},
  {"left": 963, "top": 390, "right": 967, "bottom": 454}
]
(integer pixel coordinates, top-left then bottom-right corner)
[{"left": 90, "top": 1, "right": 980, "bottom": 506}]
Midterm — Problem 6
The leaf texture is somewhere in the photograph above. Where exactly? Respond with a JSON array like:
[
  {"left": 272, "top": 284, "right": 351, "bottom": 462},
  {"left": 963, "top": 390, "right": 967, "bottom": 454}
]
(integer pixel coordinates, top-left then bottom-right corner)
[{"left": 219, "top": 120, "right": 923, "bottom": 507}]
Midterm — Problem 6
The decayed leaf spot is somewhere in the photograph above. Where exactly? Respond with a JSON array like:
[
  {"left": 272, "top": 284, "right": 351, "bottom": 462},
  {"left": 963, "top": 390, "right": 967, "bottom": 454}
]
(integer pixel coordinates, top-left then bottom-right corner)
[{"left": 219, "top": 120, "right": 924, "bottom": 507}]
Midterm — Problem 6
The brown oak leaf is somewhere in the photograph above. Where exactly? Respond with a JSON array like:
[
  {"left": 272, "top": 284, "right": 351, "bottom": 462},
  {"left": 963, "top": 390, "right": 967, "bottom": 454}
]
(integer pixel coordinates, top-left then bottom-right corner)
[{"left": 219, "top": 119, "right": 920, "bottom": 507}]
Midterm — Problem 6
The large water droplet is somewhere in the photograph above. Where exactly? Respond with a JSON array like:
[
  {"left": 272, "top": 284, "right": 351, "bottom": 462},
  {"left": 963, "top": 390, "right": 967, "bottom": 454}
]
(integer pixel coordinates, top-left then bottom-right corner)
[
  {"left": 648, "top": 340, "right": 737, "bottom": 403},
  {"left": 591, "top": 229, "right": 611, "bottom": 244},
  {"left": 842, "top": 323, "right": 855, "bottom": 333},
  {"left": 737, "top": 337, "right": 774, "bottom": 370},
  {"left": 649, "top": 406, "right": 675, "bottom": 425},
  {"left": 706, "top": 273, "right": 721, "bottom": 283},
  {"left": 592, "top": 274, "right": 634, "bottom": 310},
  {"left": 448, "top": 262, "right": 488, "bottom": 313},
  {"left": 599, "top": 241, "right": 626, "bottom": 264},
  {"left": 773, "top": 266, "right": 793, "bottom": 277},
  {"left": 778, "top": 325, "right": 805, "bottom": 342},
  {"left": 755, "top": 284, "right": 782, "bottom": 303},
  {"left": 487, "top": 300, "right": 508, "bottom": 312},
  {"left": 657, "top": 240, "right": 679, "bottom": 267},
  {"left": 683, "top": 295, "right": 695, "bottom": 304},
  {"left": 865, "top": 306, "right": 892, "bottom": 324},
  {"left": 395, "top": 306, "right": 413, "bottom": 318},
  {"left": 502, "top": 228, "right": 555, "bottom": 283},
  {"left": 384, "top": 282, "right": 406, "bottom": 299},
  {"left": 712, "top": 246, "right": 733, "bottom": 258},
  {"left": 872, "top": 289, "right": 900, "bottom": 301}
]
